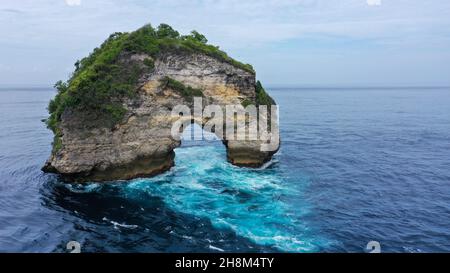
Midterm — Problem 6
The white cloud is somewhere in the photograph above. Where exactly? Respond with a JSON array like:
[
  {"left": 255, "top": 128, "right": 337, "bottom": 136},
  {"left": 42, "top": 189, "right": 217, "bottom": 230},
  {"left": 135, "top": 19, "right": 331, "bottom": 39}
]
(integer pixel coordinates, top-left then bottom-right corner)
[
  {"left": 0, "top": 63, "right": 11, "bottom": 71},
  {"left": 367, "top": 0, "right": 381, "bottom": 6},
  {"left": 1, "top": 0, "right": 450, "bottom": 85},
  {"left": 65, "top": 0, "right": 81, "bottom": 6}
]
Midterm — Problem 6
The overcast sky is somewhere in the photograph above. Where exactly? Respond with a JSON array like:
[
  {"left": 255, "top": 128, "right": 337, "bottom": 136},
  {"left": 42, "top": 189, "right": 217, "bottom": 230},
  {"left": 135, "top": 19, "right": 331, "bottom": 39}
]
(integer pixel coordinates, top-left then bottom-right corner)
[{"left": 1, "top": 0, "right": 450, "bottom": 86}]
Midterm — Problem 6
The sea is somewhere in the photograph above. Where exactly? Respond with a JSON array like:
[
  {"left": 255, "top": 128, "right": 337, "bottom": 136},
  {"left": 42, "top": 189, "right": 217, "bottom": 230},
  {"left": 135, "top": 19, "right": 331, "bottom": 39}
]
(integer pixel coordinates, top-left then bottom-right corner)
[{"left": 0, "top": 86, "right": 449, "bottom": 253}]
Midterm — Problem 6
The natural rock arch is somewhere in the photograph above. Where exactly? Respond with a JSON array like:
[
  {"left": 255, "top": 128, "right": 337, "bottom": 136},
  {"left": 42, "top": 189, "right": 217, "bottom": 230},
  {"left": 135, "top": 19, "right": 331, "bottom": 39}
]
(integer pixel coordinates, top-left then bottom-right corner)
[{"left": 43, "top": 28, "right": 279, "bottom": 182}]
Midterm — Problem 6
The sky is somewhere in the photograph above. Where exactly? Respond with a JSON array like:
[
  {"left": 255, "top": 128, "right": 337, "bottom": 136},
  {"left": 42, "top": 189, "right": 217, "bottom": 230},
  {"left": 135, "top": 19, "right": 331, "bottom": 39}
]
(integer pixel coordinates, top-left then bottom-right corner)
[{"left": 1, "top": 0, "right": 450, "bottom": 87}]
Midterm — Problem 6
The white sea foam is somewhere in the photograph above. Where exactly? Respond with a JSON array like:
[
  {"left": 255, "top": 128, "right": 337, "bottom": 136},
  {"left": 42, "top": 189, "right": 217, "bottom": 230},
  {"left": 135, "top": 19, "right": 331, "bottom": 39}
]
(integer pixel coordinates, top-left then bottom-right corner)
[
  {"left": 209, "top": 245, "right": 225, "bottom": 252},
  {"left": 102, "top": 217, "right": 138, "bottom": 230},
  {"left": 124, "top": 145, "right": 321, "bottom": 252}
]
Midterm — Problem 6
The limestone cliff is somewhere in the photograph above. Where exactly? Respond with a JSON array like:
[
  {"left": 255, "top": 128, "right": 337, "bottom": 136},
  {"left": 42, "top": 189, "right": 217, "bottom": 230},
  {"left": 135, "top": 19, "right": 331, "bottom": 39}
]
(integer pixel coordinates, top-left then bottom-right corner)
[{"left": 43, "top": 24, "right": 279, "bottom": 182}]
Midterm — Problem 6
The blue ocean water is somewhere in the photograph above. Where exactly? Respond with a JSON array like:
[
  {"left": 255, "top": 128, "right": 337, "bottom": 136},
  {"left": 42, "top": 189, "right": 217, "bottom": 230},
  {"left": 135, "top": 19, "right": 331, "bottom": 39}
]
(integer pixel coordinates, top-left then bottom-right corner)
[{"left": 0, "top": 87, "right": 449, "bottom": 253}]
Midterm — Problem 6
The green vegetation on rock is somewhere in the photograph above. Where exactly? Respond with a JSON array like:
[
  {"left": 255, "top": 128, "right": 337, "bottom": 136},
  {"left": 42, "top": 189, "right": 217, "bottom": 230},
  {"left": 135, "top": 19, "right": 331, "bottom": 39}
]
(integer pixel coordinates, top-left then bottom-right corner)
[
  {"left": 46, "top": 23, "right": 254, "bottom": 138},
  {"left": 143, "top": 58, "right": 155, "bottom": 70},
  {"left": 241, "top": 81, "right": 276, "bottom": 108},
  {"left": 122, "top": 24, "right": 254, "bottom": 73},
  {"left": 241, "top": 98, "right": 254, "bottom": 108},
  {"left": 52, "top": 134, "right": 62, "bottom": 153},
  {"left": 255, "top": 81, "right": 275, "bottom": 106},
  {"left": 160, "top": 76, "right": 204, "bottom": 101}
]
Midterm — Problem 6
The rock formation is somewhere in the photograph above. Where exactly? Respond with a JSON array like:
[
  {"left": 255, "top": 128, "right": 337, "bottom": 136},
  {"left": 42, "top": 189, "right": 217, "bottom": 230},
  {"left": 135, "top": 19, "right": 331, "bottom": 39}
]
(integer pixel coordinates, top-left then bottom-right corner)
[{"left": 42, "top": 24, "right": 279, "bottom": 182}]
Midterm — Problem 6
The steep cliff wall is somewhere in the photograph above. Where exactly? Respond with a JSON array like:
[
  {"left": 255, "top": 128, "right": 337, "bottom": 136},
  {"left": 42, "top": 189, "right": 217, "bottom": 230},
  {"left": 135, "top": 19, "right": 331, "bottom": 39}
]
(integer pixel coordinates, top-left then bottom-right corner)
[{"left": 43, "top": 24, "right": 279, "bottom": 182}]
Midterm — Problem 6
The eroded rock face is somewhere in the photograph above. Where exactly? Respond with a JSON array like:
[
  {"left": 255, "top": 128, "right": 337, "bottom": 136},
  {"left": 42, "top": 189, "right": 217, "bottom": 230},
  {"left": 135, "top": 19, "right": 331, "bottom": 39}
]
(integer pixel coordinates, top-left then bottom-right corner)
[{"left": 43, "top": 52, "right": 280, "bottom": 182}]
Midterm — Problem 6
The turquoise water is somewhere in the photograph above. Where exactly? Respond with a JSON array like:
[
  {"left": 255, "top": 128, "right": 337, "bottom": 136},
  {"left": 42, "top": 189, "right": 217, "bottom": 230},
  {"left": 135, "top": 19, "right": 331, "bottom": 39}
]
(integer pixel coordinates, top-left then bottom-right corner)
[
  {"left": 1, "top": 87, "right": 450, "bottom": 252},
  {"left": 59, "top": 142, "right": 327, "bottom": 252},
  {"left": 125, "top": 144, "right": 325, "bottom": 252}
]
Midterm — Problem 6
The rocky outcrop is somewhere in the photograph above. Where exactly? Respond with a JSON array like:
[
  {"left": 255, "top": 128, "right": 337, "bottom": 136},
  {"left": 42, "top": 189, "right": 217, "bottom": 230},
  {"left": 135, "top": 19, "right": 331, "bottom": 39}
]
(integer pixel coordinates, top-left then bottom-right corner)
[{"left": 43, "top": 25, "right": 279, "bottom": 182}]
